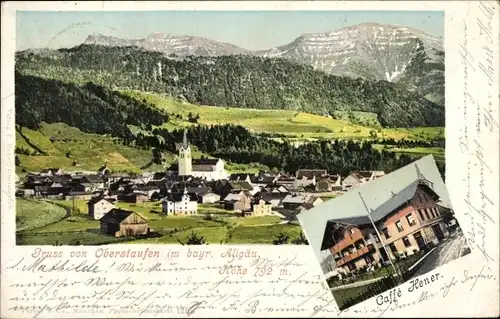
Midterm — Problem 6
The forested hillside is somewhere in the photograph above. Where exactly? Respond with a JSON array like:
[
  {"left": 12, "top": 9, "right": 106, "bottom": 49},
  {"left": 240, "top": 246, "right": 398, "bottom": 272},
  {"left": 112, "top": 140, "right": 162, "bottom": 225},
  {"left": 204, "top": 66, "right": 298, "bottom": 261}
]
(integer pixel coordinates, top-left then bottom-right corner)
[
  {"left": 15, "top": 73, "right": 169, "bottom": 141},
  {"left": 139, "top": 124, "right": 444, "bottom": 177},
  {"left": 16, "top": 45, "right": 444, "bottom": 128}
]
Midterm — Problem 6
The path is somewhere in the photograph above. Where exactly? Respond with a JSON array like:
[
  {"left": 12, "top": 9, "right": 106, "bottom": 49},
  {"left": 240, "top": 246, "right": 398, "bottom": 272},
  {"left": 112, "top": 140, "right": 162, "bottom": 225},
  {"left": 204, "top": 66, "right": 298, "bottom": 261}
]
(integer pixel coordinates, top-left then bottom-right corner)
[
  {"left": 410, "top": 229, "right": 467, "bottom": 278},
  {"left": 330, "top": 277, "right": 382, "bottom": 291}
]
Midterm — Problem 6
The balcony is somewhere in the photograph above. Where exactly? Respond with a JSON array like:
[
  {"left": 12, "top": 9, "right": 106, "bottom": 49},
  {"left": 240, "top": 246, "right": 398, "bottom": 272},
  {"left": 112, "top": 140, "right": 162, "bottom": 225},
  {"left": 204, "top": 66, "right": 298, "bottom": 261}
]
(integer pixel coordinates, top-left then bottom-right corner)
[
  {"left": 330, "top": 231, "right": 365, "bottom": 253},
  {"left": 336, "top": 245, "right": 375, "bottom": 267}
]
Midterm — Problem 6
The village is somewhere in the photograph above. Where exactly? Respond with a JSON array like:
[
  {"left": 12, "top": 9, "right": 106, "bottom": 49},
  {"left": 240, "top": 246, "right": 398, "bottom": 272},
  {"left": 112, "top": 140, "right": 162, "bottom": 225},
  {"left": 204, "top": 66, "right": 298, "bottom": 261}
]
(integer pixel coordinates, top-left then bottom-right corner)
[{"left": 15, "top": 131, "right": 387, "bottom": 243}]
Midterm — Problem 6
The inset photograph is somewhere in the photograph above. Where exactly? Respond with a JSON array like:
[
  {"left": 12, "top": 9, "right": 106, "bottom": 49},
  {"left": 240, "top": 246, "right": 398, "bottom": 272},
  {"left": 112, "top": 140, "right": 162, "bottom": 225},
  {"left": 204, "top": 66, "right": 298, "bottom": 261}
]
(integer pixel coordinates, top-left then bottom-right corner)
[{"left": 298, "top": 155, "right": 471, "bottom": 310}]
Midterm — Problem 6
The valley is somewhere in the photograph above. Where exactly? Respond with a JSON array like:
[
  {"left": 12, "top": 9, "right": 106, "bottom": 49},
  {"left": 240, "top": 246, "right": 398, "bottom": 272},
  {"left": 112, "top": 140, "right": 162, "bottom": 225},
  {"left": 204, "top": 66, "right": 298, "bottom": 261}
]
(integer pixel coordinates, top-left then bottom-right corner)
[{"left": 13, "top": 21, "right": 446, "bottom": 246}]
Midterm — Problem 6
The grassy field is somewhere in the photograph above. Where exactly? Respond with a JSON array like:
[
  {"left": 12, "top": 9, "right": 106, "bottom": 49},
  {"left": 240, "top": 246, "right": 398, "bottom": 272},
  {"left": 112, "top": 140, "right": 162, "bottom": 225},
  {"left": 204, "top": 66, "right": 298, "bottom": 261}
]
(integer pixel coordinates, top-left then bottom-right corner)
[
  {"left": 16, "top": 123, "right": 162, "bottom": 174},
  {"left": 16, "top": 122, "right": 270, "bottom": 176},
  {"left": 16, "top": 198, "right": 68, "bottom": 231},
  {"left": 17, "top": 199, "right": 302, "bottom": 245},
  {"left": 372, "top": 144, "right": 445, "bottom": 161},
  {"left": 122, "top": 90, "right": 445, "bottom": 141}
]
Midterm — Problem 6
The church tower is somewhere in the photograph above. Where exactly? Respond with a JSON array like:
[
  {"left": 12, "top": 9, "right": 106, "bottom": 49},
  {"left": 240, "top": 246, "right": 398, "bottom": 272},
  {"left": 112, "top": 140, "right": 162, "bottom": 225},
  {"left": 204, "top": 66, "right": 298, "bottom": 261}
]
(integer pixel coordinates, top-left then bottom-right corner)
[{"left": 178, "top": 129, "right": 192, "bottom": 176}]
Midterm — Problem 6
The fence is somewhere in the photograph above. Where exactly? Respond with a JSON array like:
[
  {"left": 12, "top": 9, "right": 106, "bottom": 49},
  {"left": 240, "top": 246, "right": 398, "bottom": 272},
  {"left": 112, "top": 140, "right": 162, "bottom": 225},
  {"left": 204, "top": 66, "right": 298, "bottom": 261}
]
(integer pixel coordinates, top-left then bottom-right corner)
[{"left": 339, "top": 275, "right": 398, "bottom": 310}]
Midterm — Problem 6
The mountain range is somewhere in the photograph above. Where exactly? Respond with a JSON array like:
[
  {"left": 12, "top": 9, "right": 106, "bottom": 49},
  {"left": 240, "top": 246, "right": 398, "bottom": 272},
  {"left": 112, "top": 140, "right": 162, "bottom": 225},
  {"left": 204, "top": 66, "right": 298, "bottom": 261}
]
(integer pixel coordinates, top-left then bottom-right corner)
[{"left": 84, "top": 23, "right": 445, "bottom": 104}]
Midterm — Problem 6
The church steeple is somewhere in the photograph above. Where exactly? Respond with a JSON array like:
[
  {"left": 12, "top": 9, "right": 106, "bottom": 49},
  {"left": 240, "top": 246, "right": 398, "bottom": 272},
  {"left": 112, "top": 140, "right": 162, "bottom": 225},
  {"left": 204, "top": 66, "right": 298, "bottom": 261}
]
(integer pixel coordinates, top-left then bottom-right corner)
[
  {"left": 178, "top": 129, "right": 192, "bottom": 176},
  {"left": 182, "top": 129, "right": 188, "bottom": 149}
]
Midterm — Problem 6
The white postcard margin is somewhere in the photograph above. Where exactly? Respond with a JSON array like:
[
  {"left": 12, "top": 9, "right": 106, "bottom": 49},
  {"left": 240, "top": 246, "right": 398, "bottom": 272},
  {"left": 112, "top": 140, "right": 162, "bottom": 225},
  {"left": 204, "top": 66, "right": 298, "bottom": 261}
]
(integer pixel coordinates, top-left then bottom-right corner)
[{"left": 1, "top": 1, "right": 499, "bottom": 318}]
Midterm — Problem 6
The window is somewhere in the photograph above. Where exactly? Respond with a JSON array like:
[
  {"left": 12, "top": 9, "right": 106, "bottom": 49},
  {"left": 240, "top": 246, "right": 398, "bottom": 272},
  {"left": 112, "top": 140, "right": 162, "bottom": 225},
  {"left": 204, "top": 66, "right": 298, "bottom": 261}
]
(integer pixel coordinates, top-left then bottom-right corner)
[
  {"left": 406, "top": 214, "right": 416, "bottom": 226},
  {"left": 402, "top": 237, "right": 411, "bottom": 247},
  {"left": 428, "top": 208, "right": 434, "bottom": 219},
  {"left": 382, "top": 228, "right": 391, "bottom": 239},
  {"left": 395, "top": 220, "right": 404, "bottom": 232},
  {"left": 418, "top": 210, "right": 425, "bottom": 220},
  {"left": 389, "top": 243, "right": 398, "bottom": 254},
  {"left": 424, "top": 209, "right": 430, "bottom": 220},
  {"left": 374, "top": 234, "right": 381, "bottom": 243},
  {"left": 349, "top": 228, "right": 356, "bottom": 235}
]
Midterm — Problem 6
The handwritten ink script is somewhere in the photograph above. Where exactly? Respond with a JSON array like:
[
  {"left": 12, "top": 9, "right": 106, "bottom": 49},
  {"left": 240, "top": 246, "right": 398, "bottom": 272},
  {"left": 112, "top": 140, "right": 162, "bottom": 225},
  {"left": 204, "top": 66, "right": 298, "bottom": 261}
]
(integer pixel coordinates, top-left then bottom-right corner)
[
  {"left": 457, "top": 1, "right": 499, "bottom": 263},
  {"left": 1, "top": 246, "right": 497, "bottom": 318}
]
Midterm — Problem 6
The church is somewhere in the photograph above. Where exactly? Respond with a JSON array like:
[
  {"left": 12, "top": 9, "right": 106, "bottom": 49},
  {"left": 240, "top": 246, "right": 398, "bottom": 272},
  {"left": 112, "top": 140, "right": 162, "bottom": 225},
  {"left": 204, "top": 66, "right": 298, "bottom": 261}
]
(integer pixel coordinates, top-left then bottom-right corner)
[{"left": 167, "top": 130, "right": 229, "bottom": 181}]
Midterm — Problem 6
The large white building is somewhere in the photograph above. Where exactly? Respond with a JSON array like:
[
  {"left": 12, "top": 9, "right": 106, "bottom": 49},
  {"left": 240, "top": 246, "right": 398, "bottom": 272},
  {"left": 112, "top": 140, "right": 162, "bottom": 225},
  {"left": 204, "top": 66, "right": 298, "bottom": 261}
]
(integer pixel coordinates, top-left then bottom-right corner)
[
  {"left": 171, "top": 130, "right": 229, "bottom": 181},
  {"left": 162, "top": 189, "right": 199, "bottom": 215}
]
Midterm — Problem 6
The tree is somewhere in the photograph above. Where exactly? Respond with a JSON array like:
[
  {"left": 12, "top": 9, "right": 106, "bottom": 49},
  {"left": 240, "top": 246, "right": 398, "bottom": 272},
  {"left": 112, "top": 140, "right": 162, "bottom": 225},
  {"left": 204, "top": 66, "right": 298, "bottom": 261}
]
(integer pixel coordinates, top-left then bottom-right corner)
[
  {"left": 15, "top": 155, "right": 20, "bottom": 166},
  {"left": 272, "top": 232, "right": 289, "bottom": 245},
  {"left": 291, "top": 231, "right": 309, "bottom": 245},
  {"left": 178, "top": 231, "right": 207, "bottom": 245}
]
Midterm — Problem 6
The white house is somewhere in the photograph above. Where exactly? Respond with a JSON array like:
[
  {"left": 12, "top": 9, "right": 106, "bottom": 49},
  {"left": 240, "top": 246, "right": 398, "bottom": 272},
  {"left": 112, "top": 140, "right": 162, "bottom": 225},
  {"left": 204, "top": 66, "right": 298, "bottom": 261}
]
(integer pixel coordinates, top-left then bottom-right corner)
[
  {"left": 162, "top": 189, "right": 199, "bottom": 215},
  {"left": 87, "top": 197, "right": 117, "bottom": 220},
  {"left": 199, "top": 192, "right": 221, "bottom": 204}
]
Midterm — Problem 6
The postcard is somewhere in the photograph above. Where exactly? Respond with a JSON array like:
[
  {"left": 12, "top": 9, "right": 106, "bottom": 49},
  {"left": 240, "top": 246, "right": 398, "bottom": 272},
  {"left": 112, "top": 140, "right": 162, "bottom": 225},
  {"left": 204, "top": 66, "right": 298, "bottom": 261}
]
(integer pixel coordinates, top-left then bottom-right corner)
[{"left": 1, "top": 1, "right": 498, "bottom": 318}]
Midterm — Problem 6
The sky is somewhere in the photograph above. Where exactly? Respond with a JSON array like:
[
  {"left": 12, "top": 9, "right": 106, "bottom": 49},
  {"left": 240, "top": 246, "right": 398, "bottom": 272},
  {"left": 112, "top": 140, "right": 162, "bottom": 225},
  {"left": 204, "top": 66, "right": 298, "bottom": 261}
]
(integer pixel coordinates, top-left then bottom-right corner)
[{"left": 16, "top": 10, "right": 444, "bottom": 52}]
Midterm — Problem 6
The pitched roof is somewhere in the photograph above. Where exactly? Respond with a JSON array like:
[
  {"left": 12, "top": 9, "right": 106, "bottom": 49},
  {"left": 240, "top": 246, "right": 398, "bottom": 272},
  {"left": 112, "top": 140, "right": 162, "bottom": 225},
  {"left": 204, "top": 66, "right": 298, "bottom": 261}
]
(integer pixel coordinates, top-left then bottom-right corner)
[
  {"left": 296, "top": 169, "right": 327, "bottom": 179},
  {"left": 297, "top": 155, "right": 450, "bottom": 260},
  {"left": 166, "top": 163, "right": 179, "bottom": 172},
  {"left": 193, "top": 158, "right": 220, "bottom": 165},
  {"left": 192, "top": 165, "right": 216, "bottom": 172},
  {"left": 153, "top": 172, "right": 167, "bottom": 180},
  {"left": 229, "top": 173, "right": 255, "bottom": 182},
  {"left": 83, "top": 175, "right": 104, "bottom": 183},
  {"left": 283, "top": 194, "right": 312, "bottom": 204},
  {"left": 186, "top": 186, "right": 212, "bottom": 195},
  {"left": 358, "top": 171, "right": 373, "bottom": 178},
  {"left": 101, "top": 209, "right": 146, "bottom": 224},
  {"left": 164, "top": 192, "right": 199, "bottom": 202},
  {"left": 250, "top": 174, "right": 277, "bottom": 184},
  {"left": 230, "top": 181, "right": 254, "bottom": 191}
]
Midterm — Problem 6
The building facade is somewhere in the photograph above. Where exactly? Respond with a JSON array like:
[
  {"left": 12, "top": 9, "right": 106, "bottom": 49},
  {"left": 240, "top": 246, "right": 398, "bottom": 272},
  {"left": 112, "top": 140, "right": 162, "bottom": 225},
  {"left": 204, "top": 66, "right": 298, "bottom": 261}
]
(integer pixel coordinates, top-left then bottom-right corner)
[
  {"left": 162, "top": 190, "right": 199, "bottom": 215},
  {"left": 324, "top": 180, "right": 449, "bottom": 274},
  {"left": 88, "top": 197, "right": 117, "bottom": 220},
  {"left": 100, "top": 209, "right": 149, "bottom": 238},
  {"left": 177, "top": 130, "right": 228, "bottom": 181}
]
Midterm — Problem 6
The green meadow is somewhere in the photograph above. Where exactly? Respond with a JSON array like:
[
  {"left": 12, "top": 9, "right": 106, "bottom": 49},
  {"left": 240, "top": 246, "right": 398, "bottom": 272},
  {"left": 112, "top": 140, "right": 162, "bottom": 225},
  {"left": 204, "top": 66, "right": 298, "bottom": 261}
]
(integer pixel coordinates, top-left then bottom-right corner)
[
  {"left": 123, "top": 90, "right": 444, "bottom": 141},
  {"left": 16, "top": 198, "right": 301, "bottom": 245}
]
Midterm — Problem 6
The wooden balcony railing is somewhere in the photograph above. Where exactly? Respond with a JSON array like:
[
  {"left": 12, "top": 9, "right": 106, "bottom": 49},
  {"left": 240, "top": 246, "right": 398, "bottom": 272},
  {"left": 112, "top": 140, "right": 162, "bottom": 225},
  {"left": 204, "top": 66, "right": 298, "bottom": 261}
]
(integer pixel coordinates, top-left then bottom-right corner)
[
  {"left": 336, "top": 245, "right": 374, "bottom": 267},
  {"left": 330, "top": 231, "right": 365, "bottom": 253}
]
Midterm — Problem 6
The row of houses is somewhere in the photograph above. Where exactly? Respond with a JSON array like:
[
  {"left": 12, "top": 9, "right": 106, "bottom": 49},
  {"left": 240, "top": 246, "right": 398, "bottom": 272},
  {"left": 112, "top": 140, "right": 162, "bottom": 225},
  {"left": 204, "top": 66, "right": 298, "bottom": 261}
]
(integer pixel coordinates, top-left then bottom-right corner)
[{"left": 19, "top": 166, "right": 385, "bottom": 197}]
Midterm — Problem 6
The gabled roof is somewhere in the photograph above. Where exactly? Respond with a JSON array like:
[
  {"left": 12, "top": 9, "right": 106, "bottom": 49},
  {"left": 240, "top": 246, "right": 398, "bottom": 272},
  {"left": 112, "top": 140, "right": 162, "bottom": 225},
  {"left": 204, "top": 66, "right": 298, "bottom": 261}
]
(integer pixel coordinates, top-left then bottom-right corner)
[
  {"left": 229, "top": 173, "right": 253, "bottom": 181},
  {"left": 186, "top": 186, "right": 212, "bottom": 195},
  {"left": 251, "top": 197, "right": 272, "bottom": 205},
  {"left": 124, "top": 192, "right": 148, "bottom": 197},
  {"left": 297, "top": 155, "right": 450, "bottom": 260},
  {"left": 296, "top": 169, "right": 328, "bottom": 180},
  {"left": 101, "top": 209, "right": 147, "bottom": 224},
  {"left": 164, "top": 192, "right": 199, "bottom": 202},
  {"left": 193, "top": 158, "right": 220, "bottom": 165},
  {"left": 230, "top": 181, "right": 254, "bottom": 191},
  {"left": 153, "top": 172, "right": 167, "bottom": 180},
  {"left": 358, "top": 171, "right": 373, "bottom": 178},
  {"left": 166, "top": 164, "right": 179, "bottom": 172},
  {"left": 283, "top": 194, "right": 312, "bottom": 204},
  {"left": 83, "top": 175, "right": 105, "bottom": 183},
  {"left": 192, "top": 164, "right": 216, "bottom": 172},
  {"left": 250, "top": 174, "right": 277, "bottom": 184}
]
